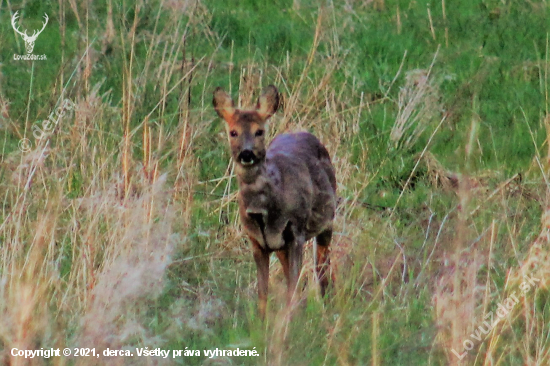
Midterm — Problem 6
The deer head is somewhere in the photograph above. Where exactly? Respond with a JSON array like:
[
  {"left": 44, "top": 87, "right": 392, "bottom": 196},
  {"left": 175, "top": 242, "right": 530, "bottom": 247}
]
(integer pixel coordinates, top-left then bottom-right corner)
[
  {"left": 11, "top": 11, "right": 49, "bottom": 54},
  {"left": 213, "top": 85, "right": 279, "bottom": 169}
]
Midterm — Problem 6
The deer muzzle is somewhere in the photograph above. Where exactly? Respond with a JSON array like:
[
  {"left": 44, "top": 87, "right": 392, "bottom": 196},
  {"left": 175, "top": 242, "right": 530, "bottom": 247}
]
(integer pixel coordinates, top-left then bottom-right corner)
[{"left": 238, "top": 149, "right": 256, "bottom": 166}]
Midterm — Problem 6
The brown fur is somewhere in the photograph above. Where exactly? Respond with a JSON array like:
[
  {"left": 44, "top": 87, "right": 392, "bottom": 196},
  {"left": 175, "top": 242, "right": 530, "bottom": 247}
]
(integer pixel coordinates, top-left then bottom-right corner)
[{"left": 213, "top": 85, "right": 336, "bottom": 319}]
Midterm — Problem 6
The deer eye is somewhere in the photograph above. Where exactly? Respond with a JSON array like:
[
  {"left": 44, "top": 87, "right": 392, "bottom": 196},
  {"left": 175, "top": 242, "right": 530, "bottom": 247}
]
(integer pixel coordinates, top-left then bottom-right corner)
[
  {"left": 255, "top": 129, "right": 264, "bottom": 137},
  {"left": 230, "top": 130, "right": 238, "bottom": 137}
]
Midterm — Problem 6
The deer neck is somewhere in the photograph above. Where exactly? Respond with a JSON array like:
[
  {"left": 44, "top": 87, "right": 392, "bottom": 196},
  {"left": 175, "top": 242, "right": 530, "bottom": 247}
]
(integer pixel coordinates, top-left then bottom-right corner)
[{"left": 236, "top": 160, "right": 275, "bottom": 222}]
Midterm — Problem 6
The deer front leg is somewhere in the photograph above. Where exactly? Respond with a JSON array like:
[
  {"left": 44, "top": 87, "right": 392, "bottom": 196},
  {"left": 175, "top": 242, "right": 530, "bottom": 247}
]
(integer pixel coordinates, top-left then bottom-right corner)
[
  {"left": 287, "top": 235, "right": 304, "bottom": 306},
  {"left": 275, "top": 250, "right": 291, "bottom": 306},
  {"left": 251, "top": 237, "right": 269, "bottom": 320},
  {"left": 275, "top": 250, "right": 290, "bottom": 284}
]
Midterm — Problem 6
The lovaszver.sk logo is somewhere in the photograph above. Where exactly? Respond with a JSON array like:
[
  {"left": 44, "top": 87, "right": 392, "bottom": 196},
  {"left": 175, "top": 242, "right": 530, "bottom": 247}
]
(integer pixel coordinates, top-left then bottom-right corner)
[{"left": 11, "top": 11, "right": 48, "bottom": 60}]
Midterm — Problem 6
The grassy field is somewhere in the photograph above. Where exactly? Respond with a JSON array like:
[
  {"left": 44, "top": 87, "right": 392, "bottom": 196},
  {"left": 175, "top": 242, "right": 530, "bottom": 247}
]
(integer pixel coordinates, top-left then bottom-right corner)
[{"left": 1, "top": 0, "right": 550, "bottom": 364}]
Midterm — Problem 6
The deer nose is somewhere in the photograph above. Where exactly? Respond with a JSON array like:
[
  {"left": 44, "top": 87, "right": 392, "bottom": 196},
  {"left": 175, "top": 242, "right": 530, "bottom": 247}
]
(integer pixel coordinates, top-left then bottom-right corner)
[{"left": 238, "top": 150, "right": 256, "bottom": 166}]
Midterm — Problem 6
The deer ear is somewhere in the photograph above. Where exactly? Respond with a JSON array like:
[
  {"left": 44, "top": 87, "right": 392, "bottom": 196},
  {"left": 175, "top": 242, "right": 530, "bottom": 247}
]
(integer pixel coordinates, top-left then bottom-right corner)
[
  {"left": 213, "top": 87, "right": 236, "bottom": 122},
  {"left": 256, "top": 85, "right": 280, "bottom": 120}
]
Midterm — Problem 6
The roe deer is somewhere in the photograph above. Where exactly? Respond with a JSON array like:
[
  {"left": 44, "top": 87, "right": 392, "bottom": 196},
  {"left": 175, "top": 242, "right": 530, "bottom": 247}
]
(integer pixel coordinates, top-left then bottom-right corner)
[{"left": 213, "top": 85, "right": 336, "bottom": 319}]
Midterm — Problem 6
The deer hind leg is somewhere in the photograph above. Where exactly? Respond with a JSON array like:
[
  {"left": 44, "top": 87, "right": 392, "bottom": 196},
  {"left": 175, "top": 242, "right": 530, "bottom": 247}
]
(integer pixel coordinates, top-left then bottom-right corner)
[
  {"left": 251, "top": 237, "right": 270, "bottom": 320},
  {"left": 315, "top": 229, "right": 334, "bottom": 297}
]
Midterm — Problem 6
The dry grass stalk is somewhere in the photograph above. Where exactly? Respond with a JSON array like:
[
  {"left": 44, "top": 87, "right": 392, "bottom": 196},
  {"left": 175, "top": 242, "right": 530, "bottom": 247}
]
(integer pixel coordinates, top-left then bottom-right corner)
[
  {"left": 390, "top": 58, "right": 443, "bottom": 150},
  {"left": 75, "top": 174, "right": 175, "bottom": 365},
  {"left": 432, "top": 180, "right": 486, "bottom": 365}
]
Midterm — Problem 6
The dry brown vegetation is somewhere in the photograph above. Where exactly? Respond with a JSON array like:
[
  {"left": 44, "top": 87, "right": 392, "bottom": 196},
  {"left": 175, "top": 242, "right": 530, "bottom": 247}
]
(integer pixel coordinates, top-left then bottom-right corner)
[{"left": 1, "top": 0, "right": 550, "bottom": 365}]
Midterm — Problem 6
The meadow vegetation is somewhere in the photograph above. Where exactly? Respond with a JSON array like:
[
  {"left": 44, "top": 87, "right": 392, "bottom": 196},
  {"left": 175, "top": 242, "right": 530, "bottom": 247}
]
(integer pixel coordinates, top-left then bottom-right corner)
[{"left": 1, "top": 0, "right": 550, "bottom": 364}]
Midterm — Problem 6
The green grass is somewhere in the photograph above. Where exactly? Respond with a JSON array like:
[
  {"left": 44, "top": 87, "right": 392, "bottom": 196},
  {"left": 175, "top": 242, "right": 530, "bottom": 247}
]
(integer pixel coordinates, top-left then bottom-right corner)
[{"left": 1, "top": 0, "right": 550, "bottom": 365}]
